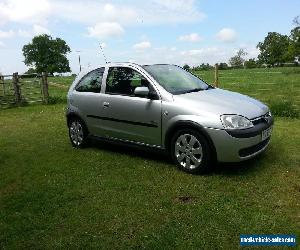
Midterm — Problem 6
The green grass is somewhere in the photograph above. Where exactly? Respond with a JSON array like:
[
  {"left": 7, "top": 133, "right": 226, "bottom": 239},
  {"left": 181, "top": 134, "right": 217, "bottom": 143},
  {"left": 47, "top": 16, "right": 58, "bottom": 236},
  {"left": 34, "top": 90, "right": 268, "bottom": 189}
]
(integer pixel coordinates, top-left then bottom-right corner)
[
  {"left": 1, "top": 67, "right": 300, "bottom": 248},
  {"left": 44, "top": 67, "right": 300, "bottom": 116},
  {"left": 47, "top": 76, "right": 75, "bottom": 103},
  {"left": 2, "top": 67, "right": 300, "bottom": 115},
  {"left": 0, "top": 104, "right": 299, "bottom": 249},
  {"left": 193, "top": 67, "right": 300, "bottom": 117}
]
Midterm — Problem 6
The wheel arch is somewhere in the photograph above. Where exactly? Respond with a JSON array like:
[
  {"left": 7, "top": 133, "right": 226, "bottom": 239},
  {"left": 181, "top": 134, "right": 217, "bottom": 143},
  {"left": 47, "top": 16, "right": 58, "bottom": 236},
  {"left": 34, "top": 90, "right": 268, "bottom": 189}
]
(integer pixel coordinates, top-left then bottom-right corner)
[
  {"left": 164, "top": 121, "right": 217, "bottom": 159},
  {"left": 66, "top": 112, "right": 90, "bottom": 133}
]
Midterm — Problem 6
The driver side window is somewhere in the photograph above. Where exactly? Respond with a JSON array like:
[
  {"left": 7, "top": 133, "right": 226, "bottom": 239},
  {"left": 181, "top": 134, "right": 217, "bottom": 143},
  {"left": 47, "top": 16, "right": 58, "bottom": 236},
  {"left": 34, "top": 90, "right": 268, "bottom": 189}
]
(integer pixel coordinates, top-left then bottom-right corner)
[{"left": 105, "top": 67, "right": 151, "bottom": 96}]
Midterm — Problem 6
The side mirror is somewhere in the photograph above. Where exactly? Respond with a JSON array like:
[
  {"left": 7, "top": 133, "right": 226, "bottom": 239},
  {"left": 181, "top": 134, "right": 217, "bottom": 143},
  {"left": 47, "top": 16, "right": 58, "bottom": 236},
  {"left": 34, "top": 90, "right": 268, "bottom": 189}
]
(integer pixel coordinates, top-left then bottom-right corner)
[{"left": 134, "top": 86, "right": 149, "bottom": 97}]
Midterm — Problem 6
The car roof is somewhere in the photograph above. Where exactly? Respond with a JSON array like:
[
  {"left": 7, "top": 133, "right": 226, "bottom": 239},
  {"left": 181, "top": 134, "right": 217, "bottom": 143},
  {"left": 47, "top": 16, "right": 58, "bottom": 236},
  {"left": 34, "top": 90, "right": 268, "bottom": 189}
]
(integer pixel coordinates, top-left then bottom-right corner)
[
  {"left": 87, "top": 62, "right": 177, "bottom": 69},
  {"left": 76, "top": 62, "right": 179, "bottom": 79}
]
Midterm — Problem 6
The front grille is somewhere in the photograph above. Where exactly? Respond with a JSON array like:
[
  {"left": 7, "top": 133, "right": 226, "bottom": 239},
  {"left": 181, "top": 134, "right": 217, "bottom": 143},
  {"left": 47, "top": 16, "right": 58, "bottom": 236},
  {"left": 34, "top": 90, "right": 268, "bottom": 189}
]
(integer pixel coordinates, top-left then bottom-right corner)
[
  {"left": 239, "top": 138, "right": 270, "bottom": 157},
  {"left": 251, "top": 112, "right": 272, "bottom": 126},
  {"left": 252, "top": 117, "right": 266, "bottom": 125}
]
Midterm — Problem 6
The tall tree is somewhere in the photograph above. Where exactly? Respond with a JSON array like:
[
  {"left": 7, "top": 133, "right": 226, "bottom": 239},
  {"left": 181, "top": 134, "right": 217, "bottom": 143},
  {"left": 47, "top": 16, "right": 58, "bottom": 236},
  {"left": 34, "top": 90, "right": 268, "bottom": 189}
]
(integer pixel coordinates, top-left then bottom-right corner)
[
  {"left": 183, "top": 64, "right": 190, "bottom": 71},
  {"left": 229, "top": 49, "right": 247, "bottom": 68},
  {"left": 257, "top": 32, "right": 290, "bottom": 66},
  {"left": 22, "top": 34, "right": 71, "bottom": 74},
  {"left": 218, "top": 62, "right": 228, "bottom": 70},
  {"left": 244, "top": 58, "right": 257, "bottom": 68},
  {"left": 289, "top": 27, "right": 300, "bottom": 60},
  {"left": 293, "top": 15, "right": 300, "bottom": 27}
]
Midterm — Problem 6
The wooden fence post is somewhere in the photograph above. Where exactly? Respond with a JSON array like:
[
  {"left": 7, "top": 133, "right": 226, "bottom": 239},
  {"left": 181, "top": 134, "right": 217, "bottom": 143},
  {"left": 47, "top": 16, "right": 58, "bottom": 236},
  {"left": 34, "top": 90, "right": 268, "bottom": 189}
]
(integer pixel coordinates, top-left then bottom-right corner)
[
  {"left": 42, "top": 72, "right": 49, "bottom": 104},
  {"left": 214, "top": 64, "right": 219, "bottom": 88},
  {"left": 13, "top": 72, "right": 21, "bottom": 104},
  {"left": 0, "top": 74, "right": 5, "bottom": 97}
]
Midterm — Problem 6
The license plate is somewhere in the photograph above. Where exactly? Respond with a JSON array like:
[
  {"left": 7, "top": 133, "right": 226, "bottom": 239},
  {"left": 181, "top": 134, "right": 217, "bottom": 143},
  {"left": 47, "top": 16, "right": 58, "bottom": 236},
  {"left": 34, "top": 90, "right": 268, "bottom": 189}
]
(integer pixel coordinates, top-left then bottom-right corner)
[{"left": 262, "top": 127, "right": 272, "bottom": 141}]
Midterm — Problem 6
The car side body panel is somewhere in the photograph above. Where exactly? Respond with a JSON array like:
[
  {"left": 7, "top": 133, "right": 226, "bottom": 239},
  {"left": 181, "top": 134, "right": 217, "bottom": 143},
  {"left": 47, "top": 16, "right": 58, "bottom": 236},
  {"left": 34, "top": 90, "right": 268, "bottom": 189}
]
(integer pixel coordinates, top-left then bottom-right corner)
[{"left": 66, "top": 62, "right": 273, "bottom": 163}]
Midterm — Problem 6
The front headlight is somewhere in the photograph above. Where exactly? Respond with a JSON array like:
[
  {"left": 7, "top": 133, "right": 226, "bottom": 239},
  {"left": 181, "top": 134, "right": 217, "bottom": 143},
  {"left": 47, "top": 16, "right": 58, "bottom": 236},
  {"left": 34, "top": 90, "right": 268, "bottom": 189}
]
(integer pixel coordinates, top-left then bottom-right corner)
[{"left": 221, "top": 115, "right": 253, "bottom": 130}]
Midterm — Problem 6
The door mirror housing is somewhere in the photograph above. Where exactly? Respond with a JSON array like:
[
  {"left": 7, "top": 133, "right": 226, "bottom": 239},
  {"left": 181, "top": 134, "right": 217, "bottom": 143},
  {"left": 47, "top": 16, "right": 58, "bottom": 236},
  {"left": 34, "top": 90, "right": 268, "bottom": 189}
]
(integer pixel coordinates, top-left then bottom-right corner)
[{"left": 134, "top": 87, "right": 150, "bottom": 97}]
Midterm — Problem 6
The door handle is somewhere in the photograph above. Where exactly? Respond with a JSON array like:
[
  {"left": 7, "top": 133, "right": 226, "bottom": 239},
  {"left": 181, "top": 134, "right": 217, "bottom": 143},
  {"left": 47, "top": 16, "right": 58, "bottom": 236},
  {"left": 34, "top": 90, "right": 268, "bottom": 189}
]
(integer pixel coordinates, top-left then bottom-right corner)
[{"left": 103, "top": 102, "right": 110, "bottom": 108}]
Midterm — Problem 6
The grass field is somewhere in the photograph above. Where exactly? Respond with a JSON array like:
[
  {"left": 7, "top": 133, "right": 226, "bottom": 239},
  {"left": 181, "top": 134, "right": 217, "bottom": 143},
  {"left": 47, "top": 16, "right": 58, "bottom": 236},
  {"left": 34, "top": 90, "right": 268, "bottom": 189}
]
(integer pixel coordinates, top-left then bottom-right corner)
[
  {"left": 0, "top": 104, "right": 299, "bottom": 249},
  {"left": 195, "top": 67, "right": 300, "bottom": 118},
  {"left": 0, "top": 67, "right": 300, "bottom": 249},
  {"left": 45, "top": 67, "right": 300, "bottom": 117}
]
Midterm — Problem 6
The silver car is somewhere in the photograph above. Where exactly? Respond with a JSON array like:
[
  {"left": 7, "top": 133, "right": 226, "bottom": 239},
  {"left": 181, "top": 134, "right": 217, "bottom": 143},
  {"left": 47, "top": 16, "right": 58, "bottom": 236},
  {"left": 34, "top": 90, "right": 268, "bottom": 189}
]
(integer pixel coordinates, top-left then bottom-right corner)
[{"left": 66, "top": 63, "right": 273, "bottom": 174}]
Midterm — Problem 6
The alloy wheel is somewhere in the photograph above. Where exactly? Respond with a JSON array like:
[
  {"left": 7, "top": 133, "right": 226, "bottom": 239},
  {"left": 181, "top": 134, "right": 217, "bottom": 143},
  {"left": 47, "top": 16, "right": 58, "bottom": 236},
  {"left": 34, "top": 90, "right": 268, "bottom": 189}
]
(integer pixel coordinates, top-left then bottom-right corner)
[
  {"left": 174, "top": 134, "right": 203, "bottom": 169},
  {"left": 69, "top": 121, "right": 84, "bottom": 146}
]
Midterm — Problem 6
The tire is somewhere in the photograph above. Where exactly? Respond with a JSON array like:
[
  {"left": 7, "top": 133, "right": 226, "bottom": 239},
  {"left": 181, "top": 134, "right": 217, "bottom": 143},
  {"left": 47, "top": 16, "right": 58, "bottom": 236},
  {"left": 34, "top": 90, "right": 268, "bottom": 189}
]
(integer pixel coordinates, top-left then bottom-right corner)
[
  {"left": 170, "top": 129, "right": 212, "bottom": 174},
  {"left": 68, "top": 117, "right": 89, "bottom": 148}
]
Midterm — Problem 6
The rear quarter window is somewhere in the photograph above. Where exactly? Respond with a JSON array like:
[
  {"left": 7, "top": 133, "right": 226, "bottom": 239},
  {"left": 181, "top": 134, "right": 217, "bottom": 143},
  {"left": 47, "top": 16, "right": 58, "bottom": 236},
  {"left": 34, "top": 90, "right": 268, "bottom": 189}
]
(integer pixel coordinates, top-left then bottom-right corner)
[{"left": 75, "top": 68, "right": 105, "bottom": 93}]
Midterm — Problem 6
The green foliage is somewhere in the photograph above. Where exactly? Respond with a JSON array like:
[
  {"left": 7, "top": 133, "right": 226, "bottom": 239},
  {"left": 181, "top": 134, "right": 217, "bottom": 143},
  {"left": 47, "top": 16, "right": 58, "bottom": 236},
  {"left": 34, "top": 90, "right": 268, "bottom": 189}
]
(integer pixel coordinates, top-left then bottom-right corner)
[
  {"left": 289, "top": 27, "right": 300, "bottom": 59},
  {"left": 229, "top": 49, "right": 247, "bottom": 68},
  {"left": 22, "top": 34, "right": 71, "bottom": 74},
  {"left": 48, "top": 96, "right": 67, "bottom": 104},
  {"left": 193, "top": 63, "right": 213, "bottom": 71},
  {"left": 183, "top": 64, "right": 190, "bottom": 71},
  {"left": 257, "top": 32, "right": 290, "bottom": 66},
  {"left": 269, "top": 100, "right": 299, "bottom": 118},
  {"left": 218, "top": 62, "right": 229, "bottom": 70},
  {"left": 293, "top": 15, "right": 300, "bottom": 26},
  {"left": 244, "top": 58, "right": 257, "bottom": 69}
]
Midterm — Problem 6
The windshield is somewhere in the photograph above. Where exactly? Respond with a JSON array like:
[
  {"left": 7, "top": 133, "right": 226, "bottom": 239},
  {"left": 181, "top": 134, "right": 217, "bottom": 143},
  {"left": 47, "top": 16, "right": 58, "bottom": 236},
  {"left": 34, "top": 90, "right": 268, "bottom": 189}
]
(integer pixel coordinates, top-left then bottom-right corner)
[{"left": 143, "top": 64, "right": 211, "bottom": 94}]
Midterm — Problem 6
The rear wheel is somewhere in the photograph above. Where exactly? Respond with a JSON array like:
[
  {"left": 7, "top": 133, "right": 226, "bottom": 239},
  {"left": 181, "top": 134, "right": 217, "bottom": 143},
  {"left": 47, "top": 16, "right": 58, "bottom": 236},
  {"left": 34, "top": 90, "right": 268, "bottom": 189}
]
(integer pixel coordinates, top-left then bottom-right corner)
[
  {"left": 171, "top": 129, "right": 212, "bottom": 174},
  {"left": 68, "top": 118, "right": 89, "bottom": 148}
]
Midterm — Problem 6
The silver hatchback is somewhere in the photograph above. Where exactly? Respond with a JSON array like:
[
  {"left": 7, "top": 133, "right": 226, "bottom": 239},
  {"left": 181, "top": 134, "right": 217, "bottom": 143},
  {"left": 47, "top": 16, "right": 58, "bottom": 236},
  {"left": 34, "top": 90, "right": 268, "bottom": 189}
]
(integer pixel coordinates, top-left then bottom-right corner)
[{"left": 66, "top": 63, "right": 273, "bottom": 174}]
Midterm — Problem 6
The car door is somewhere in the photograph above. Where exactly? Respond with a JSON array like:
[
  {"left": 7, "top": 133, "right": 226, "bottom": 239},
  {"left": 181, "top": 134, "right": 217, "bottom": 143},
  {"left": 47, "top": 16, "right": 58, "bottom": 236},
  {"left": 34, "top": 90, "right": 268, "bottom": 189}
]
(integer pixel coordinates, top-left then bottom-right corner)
[
  {"left": 71, "top": 67, "right": 106, "bottom": 135},
  {"left": 99, "top": 66, "right": 162, "bottom": 146}
]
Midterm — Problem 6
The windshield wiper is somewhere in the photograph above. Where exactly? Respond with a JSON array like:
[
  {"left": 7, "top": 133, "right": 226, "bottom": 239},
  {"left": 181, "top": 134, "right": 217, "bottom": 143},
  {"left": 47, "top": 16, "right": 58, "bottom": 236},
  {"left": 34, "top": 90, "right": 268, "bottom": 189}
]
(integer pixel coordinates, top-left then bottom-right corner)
[{"left": 184, "top": 88, "right": 203, "bottom": 93}]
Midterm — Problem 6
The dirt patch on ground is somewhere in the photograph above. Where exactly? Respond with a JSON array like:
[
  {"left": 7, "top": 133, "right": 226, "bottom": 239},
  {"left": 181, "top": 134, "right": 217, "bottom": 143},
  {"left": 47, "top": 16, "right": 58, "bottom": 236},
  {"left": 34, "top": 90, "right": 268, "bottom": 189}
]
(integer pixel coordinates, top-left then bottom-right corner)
[{"left": 174, "top": 196, "right": 198, "bottom": 204}]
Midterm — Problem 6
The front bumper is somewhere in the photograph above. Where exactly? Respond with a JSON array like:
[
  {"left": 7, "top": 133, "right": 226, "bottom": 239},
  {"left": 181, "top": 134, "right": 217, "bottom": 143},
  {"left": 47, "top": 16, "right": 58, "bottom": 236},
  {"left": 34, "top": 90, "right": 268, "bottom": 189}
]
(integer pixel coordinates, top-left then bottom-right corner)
[{"left": 205, "top": 117, "right": 273, "bottom": 162}]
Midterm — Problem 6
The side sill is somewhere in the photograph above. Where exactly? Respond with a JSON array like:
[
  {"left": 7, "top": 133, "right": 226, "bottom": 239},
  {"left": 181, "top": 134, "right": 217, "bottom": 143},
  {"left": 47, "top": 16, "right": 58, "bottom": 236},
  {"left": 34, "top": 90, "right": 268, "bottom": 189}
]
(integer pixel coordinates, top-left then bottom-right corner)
[{"left": 89, "top": 134, "right": 167, "bottom": 153}]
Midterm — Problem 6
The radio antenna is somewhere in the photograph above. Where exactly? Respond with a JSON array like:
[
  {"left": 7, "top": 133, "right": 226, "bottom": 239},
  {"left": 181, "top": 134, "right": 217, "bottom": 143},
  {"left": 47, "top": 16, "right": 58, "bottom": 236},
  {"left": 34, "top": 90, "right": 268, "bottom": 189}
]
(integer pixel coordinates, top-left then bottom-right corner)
[{"left": 99, "top": 43, "right": 108, "bottom": 64}]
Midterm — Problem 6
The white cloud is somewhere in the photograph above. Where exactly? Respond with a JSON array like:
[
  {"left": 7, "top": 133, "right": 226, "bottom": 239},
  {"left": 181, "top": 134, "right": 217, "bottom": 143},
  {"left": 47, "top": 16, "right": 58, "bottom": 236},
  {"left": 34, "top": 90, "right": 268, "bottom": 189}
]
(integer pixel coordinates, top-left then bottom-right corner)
[
  {"left": 0, "top": 0, "right": 206, "bottom": 42},
  {"left": 0, "top": 29, "right": 15, "bottom": 38},
  {"left": 0, "top": 0, "right": 51, "bottom": 25},
  {"left": 126, "top": 45, "right": 250, "bottom": 67},
  {"left": 18, "top": 29, "right": 31, "bottom": 38},
  {"left": 17, "top": 25, "right": 50, "bottom": 38},
  {"left": 179, "top": 33, "right": 202, "bottom": 42},
  {"left": 0, "top": 41, "right": 5, "bottom": 47},
  {"left": 247, "top": 47, "right": 259, "bottom": 58},
  {"left": 133, "top": 41, "right": 152, "bottom": 50},
  {"left": 33, "top": 24, "right": 51, "bottom": 35},
  {"left": 216, "top": 28, "right": 237, "bottom": 43},
  {"left": 239, "top": 44, "right": 260, "bottom": 59},
  {"left": 87, "top": 22, "right": 124, "bottom": 39},
  {"left": 51, "top": 0, "right": 205, "bottom": 26},
  {"left": 52, "top": 2, "right": 138, "bottom": 26},
  {"left": 147, "top": 0, "right": 206, "bottom": 24}
]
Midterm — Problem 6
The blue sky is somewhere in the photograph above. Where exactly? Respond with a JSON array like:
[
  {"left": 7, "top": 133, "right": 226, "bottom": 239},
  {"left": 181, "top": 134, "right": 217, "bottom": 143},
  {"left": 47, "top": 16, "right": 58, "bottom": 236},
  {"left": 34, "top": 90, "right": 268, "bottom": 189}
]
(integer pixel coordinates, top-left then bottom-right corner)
[{"left": 0, "top": 0, "right": 299, "bottom": 74}]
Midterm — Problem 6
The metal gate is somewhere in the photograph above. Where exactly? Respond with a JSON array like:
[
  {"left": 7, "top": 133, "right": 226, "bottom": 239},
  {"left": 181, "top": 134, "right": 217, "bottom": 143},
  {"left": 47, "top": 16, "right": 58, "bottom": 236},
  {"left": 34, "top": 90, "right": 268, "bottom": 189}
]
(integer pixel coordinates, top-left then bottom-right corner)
[
  {"left": 0, "top": 73, "right": 44, "bottom": 109},
  {"left": 0, "top": 75, "right": 15, "bottom": 108},
  {"left": 19, "top": 74, "right": 43, "bottom": 104}
]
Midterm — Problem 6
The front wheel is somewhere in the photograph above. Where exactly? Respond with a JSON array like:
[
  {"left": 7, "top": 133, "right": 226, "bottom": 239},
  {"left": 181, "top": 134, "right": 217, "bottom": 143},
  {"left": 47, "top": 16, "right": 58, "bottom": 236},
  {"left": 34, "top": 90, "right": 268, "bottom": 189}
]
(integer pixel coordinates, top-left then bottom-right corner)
[
  {"left": 171, "top": 129, "right": 212, "bottom": 174},
  {"left": 68, "top": 118, "right": 89, "bottom": 148}
]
